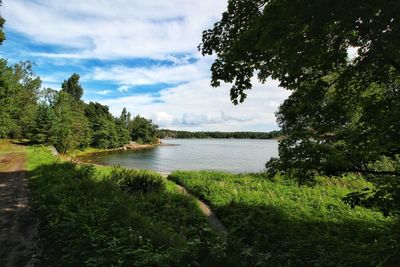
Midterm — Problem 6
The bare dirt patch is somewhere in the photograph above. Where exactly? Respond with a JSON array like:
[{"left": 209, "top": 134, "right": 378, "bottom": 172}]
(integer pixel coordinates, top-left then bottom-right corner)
[{"left": 0, "top": 142, "right": 39, "bottom": 267}]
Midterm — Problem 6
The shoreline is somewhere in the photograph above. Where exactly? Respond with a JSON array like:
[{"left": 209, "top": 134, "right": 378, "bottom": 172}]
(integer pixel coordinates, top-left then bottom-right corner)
[{"left": 69, "top": 142, "right": 162, "bottom": 158}]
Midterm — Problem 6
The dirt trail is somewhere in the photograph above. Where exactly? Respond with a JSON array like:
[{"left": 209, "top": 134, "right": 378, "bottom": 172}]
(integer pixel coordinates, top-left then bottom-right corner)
[
  {"left": 173, "top": 183, "right": 228, "bottom": 236},
  {"left": 0, "top": 142, "right": 39, "bottom": 267}
]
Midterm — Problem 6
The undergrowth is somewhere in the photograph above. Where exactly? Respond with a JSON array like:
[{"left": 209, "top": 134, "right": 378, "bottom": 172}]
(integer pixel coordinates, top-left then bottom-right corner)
[
  {"left": 27, "top": 146, "right": 226, "bottom": 266},
  {"left": 169, "top": 170, "right": 396, "bottom": 266},
  {"left": 26, "top": 145, "right": 398, "bottom": 266}
]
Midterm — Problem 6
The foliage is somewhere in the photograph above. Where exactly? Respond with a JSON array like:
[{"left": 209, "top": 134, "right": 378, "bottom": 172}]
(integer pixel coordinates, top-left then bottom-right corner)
[
  {"left": 85, "top": 102, "right": 130, "bottom": 149},
  {"left": 129, "top": 115, "right": 159, "bottom": 144},
  {"left": 0, "top": 60, "right": 41, "bottom": 138},
  {"left": 169, "top": 170, "right": 397, "bottom": 266},
  {"left": 157, "top": 129, "right": 281, "bottom": 139},
  {"left": 344, "top": 155, "right": 400, "bottom": 216},
  {"left": 61, "top": 73, "right": 84, "bottom": 101},
  {"left": 111, "top": 166, "right": 165, "bottom": 194},
  {"left": 200, "top": 0, "right": 400, "bottom": 213},
  {"left": 200, "top": 0, "right": 400, "bottom": 103},
  {"left": 51, "top": 92, "right": 91, "bottom": 153},
  {"left": 27, "top": 146, "right": 226, "bottom": 266},
  {"left": 119, "top": 107, "right": 131, "bottom": 128},
  {"left": 29, "top": 103, "right": 55, "bottom": 144}
]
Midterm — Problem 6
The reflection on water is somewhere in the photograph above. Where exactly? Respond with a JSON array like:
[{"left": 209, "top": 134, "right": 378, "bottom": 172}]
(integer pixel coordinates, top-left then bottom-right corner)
[{"left": 79, "top": 139, "right": 279, "bottom": 173}]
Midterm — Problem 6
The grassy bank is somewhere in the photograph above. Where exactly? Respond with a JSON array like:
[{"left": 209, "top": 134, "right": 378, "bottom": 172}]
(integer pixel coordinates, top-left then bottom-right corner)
[
  {"left": 27, "top": 146, "right": 225, "bottom": 266},
  {"left": 25, "top": 145, "right": 399, "bottom": 266},
  {"left": 168, "top": 171, "right": 396, "bottom": 266}
]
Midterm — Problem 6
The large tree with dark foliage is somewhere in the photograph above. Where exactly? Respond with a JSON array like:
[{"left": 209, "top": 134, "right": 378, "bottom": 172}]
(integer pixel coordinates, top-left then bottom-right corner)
[{"left": 201, "top": 0, "right": 400, "bottom": 215}]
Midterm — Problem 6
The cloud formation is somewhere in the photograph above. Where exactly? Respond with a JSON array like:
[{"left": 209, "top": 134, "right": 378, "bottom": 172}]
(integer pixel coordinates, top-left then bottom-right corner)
[
  {"left": 90, "top": 58, "right": 210, "bottom": 87},
  {"left": 2, "top": 0, "right": 291, "bottom": 131},
  {"left": 3, "top": 0, "right": 227, "bottom": 59},
  {"left": 99, "top": 78, "right": 290, "bottom": 131}
]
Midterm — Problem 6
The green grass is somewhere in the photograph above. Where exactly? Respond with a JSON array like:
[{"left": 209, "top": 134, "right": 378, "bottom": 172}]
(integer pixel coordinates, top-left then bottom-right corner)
[
  {"left": 25, "top": 145, "right": 399, "bottom": 266},
  {"left": 27, "top": 146, "right": 226, "bottom": 266},
  {"left": 168, "top": 170, "right": 396, "bottom": 266}
]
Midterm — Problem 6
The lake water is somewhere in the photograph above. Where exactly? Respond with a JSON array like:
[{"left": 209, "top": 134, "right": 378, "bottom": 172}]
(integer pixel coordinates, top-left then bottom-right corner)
[{"left": 79, "top": 139, "right": 279, "bottom": 173}]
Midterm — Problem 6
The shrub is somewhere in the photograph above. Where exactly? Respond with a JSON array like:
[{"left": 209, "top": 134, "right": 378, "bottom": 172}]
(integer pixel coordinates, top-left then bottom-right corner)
[{"left": 111, "top": 167, "right": 165, "bottom": 193}]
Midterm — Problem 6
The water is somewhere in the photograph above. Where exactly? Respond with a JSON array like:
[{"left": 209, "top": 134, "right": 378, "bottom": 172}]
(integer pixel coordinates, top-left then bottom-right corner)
[{"left": 79, "top": 139, "right": 279, "bottom": 173}]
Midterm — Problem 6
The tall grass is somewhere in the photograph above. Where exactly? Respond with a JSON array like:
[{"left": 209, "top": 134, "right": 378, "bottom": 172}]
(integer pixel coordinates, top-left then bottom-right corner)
[
  {"left": 169, "top": 170, "right": 396, "bottom": 266},
  {"left": 27, "top": 147, "right": 226, "bottom": 266}
]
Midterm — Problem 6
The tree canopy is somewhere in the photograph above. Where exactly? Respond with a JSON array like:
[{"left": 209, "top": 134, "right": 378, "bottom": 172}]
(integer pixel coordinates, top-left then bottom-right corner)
[
  {"left": 129, "top": 115, "right": 158, "bottom": 144},
  {"left": 201, "top": 0, "right": 400, "bottom": 103},
  {"left": 201, "top": 0, "right": 400, "bottom": 215},
  {"left": 61, "top": 73, "right": 84, "bottom": 101},
  {"left": 0, "top": 60, "right": 41, "bottom": 138}
]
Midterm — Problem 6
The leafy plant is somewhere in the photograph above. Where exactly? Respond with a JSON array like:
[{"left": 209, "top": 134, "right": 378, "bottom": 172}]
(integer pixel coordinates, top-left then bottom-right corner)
[{"left": 111, "top": 167, "right": 165, "bottom": 194}]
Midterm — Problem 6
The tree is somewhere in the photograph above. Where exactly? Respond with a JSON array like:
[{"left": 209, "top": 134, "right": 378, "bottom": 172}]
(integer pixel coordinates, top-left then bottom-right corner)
[
  {"left": 119, "top": 107, "right": 130, "bottom": 128},
  {"left": 29, "top": 103, "right": 55, "bottom": 144},
  {"left": 200, "top": 0, "right": 400, "bottom": 214},
  {"left": 85, "top": 102, "right": 130, "bottom": 149},
  {"left": 61, "top": 73, "right": 84, "bottom": 101},
  {"left": 0, "top": 60, "right": 40, "bottom": 138},
  {"left": 129, "top": 115, "right": 158, "bottom": 144},
  {"left": 40, "top": 87, "right": 59, "bottom": 107},
  {"left": 51, "top": 92, "right": 90, "bottom": 153},
  {"left": 201, "top": 0, "right": 400, "bottom": 103}
]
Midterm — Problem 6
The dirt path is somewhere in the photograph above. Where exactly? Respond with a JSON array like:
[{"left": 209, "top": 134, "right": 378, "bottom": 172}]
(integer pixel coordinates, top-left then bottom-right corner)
[
  {"left": 0, "top": 142, "right": 39, "bottom": 267},
  {"left": 173, "top": 183, "right": 228, "bottom": 237}
]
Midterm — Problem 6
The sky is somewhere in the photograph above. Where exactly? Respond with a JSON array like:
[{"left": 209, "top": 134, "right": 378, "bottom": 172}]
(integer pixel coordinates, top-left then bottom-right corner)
[{"left": 1, "top": 0, "right": 290, "bottom": 131}]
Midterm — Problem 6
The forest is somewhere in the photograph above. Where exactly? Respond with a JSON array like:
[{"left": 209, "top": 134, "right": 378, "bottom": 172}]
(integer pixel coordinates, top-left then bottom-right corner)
[{"left": 0, "top": 64, "right": 159, "bottom": 153}]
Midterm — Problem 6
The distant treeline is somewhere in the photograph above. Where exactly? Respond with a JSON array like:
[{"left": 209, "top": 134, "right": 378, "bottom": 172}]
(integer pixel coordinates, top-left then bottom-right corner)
[{"left": 157, "top": 129, "right": 281, "bottom": 139}]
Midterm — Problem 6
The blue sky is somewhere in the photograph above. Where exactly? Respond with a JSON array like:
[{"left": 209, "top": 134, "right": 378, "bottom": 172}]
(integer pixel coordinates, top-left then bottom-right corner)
[{"left": 1, "top": 0, "right": 290, "bottom": 131}]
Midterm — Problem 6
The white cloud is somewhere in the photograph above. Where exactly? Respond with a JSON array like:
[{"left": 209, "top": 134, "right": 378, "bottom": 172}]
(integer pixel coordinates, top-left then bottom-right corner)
[
  {"left": 97, "top": 90, "right": 111, "bottom": 95},
  {"left": 3, "top": 0, "right": 228, "bottom": 59},
  {"left": 118, "top": 85, "right": 130, "bottom": 92},
  {"left": 90, "top": 56, "right": 210, "bottom": 87},
  {"left": 101, "top": 78, "right": 291, "bottom": 131}
]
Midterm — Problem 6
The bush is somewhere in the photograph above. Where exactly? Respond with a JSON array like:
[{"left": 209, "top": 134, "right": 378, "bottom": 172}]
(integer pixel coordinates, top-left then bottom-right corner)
[{"left": 111, "top": 167, "right": 165, "bottom": 194}]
